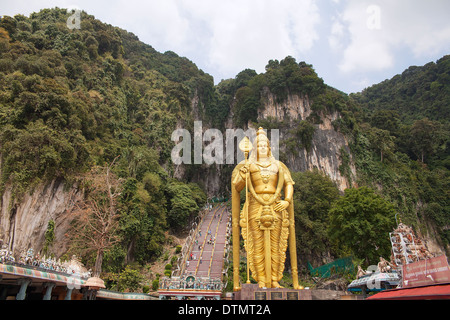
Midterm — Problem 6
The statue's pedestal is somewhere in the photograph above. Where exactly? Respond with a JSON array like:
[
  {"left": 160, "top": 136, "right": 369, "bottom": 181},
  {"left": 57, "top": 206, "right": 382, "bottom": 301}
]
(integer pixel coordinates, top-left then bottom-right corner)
[{"left": 233, "top": 284, "right": 312, "bottom": 300}]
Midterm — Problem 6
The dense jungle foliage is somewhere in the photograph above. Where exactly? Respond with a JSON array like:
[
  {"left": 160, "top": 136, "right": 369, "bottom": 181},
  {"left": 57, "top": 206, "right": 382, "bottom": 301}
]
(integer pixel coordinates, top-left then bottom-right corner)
[
  {"left": 349, "top": 56, "right": 450, "bottom": 252},
  {"left": 0, "top": 8, "right": 209, "bottom": 272},
  {"left": 0, "top": 9, "right": 448, "bottom": 290}
]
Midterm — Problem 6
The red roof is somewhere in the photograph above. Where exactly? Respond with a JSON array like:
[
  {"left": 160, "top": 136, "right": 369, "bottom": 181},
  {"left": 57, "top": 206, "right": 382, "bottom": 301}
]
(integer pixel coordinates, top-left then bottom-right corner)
[{"left": 367, "top": 283, "right": 450, "bottom": 300}]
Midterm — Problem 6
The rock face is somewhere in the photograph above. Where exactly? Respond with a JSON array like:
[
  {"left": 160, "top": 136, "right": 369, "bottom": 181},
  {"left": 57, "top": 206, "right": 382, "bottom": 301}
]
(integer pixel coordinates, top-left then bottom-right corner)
[
  {"left": 187, "top": 91, "right": 356, "bottom": 197},
  {"left": 259, "top": 90, "right": 313, "bottom": 121},
  {"left": 223, "top": 91, "right": 355, "bottom": 193},
  {"left": 256, "top": 92, "right": 356, "bottom": 191},
  {"left": 0, "top": 178, "right": 82, "bottom": 258}
]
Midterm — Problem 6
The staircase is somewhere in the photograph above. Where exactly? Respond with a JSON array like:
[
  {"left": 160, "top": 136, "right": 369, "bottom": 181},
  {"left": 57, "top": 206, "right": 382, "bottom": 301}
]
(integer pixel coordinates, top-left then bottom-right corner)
[
  {"left": 184, "top": 203, "right": 230, "bottom": 278},
  {"left": 159, "top": 203, "right": 231, "bottom": 299}
]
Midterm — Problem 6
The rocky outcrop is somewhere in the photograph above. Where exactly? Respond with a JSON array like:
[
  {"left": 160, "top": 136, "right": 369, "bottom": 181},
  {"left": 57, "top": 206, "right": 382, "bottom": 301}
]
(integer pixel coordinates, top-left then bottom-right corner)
[
  {"left": 255, "top": 91, "right": 356, "bottom": 191},
  {"left": 188, "top": 90, "right": 357, "bottom": 197},
  {"left": 0, "top": 178, "right": 82, "bottom": 258},
  {"left": 259, "top": 89, "right": 312, "bottom": 121}
]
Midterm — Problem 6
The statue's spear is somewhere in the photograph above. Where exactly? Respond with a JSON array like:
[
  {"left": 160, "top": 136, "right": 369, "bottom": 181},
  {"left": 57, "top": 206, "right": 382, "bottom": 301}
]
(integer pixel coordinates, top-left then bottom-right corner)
[{"left": 238, "top": 136, "right": 252, "bottom": 284}]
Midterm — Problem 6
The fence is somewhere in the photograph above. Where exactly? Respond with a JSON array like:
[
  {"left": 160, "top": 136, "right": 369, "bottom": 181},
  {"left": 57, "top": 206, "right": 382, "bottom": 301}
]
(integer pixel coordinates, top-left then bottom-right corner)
[{"left": 308, "top": 256, "right": 354, "bottom": 278}]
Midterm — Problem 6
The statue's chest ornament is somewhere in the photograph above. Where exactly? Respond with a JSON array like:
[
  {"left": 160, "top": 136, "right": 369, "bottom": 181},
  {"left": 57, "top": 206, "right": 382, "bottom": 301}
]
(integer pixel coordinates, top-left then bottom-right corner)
[
  {"left": 260, "top": 172, "right": 270, "bottom": 184},
  {"left": 257, "top": 162, "right": 277, "bottom": 185}
]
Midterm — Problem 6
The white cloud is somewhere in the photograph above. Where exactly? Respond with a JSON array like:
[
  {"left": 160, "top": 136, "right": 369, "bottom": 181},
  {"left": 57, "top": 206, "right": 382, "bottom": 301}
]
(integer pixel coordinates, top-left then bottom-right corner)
[
  {"left": 179, "top": 0, "right": 321, "bottom": 79},
  {"left": 328, "top": 17, "right": 345, "bottom": 51},
  {"left": 334, "top": 0, "right": 450, "bottom": 74},
  {"left": 340, "top": 42, "right": 393, "bottom": 73},
  {"left": 99, "top": 1, "right": 194, "bottom": 52},
  {"left": 74, "top": 0, "right": 321, "bottom": 81},
  {"left": 1, "top": 0, "right": 322, "bottom": 81}
]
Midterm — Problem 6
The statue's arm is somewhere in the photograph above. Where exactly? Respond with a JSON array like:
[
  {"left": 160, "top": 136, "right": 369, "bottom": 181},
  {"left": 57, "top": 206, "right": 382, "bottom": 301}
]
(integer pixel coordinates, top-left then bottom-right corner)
[
  {"left": 231, "top": 163, "right": 246, "bottom": 192},
  {"left": 284, "top": 183, "right": 294, "bottom": 203},
  {"left": 280, "top": 161, "right": 294, "bottom": 203}
]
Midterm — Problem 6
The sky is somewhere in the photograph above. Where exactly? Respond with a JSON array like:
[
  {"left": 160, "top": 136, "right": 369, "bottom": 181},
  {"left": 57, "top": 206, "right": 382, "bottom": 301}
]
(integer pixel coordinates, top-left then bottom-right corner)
[{"left": 2, "top": 0, "right": 450, "bottom": 93}]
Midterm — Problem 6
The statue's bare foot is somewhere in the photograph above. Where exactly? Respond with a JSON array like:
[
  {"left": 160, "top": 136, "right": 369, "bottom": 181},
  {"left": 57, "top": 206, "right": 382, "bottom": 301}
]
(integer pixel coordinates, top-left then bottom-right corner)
[
  {"left": 272, "top": 281, "right": 283, "bottom": 288},
  {"left": 258, "top": 281, "right": 266, "bottom": 288}
]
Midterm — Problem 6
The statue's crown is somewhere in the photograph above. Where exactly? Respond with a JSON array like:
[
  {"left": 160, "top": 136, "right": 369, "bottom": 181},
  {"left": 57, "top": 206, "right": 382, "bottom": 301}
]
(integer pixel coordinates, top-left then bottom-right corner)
[{"left": 256, "top": 127, "right": 267, "bottom": 137}]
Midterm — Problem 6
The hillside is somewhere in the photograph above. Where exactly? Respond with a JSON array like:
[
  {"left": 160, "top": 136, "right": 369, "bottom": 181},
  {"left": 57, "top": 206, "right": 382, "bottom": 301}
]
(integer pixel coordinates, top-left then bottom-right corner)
[
  {"left": 352, "top": 55, "right": 450, "bottom": 125},
  {"left": 0, "top": 8, "right": 209, "bottom": 273},
  {"left": 0, "top": 8, "right": 448, "bottom": 291},
  {"left": 351, "top": 56, "right": 450, "bottom": 168},
  {"left": 348, "top": 56, "right": 450, "bottom": 254}
]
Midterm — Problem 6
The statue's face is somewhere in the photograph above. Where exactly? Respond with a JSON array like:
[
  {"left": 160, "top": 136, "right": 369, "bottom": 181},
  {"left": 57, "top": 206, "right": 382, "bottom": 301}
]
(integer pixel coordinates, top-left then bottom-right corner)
[{"left": 257, "top": 140, "right": 269, "bottom": 158}]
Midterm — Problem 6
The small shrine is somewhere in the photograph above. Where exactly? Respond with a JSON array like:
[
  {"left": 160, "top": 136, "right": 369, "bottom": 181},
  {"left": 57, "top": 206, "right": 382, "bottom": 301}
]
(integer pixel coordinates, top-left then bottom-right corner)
[
  {"left": 389, "top": 223, "right": 434, "bottom": 267},
  {"left": 0, "top": 239, "right": 99, "bottom": 300}
]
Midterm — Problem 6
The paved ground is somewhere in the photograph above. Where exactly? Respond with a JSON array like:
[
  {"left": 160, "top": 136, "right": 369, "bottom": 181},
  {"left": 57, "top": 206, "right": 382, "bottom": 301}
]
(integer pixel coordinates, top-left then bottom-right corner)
[{"left": 183, "top": 203, "right": 230, "bottom": 279}]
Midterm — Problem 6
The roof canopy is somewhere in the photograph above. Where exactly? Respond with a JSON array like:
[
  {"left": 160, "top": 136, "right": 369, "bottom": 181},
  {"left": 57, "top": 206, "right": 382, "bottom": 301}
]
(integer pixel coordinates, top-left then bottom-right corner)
[{"left": 367, "top": 283, "right": 450, "bottom": 300}]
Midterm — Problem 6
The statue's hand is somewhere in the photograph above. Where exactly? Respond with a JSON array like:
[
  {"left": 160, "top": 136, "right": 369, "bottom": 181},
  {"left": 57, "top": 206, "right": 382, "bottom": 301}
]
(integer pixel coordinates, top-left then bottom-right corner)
[
  {"left": 274, "top": 200, "right": 289, "bottom": 212},
  {"left": 239, "top": 164, "right": 250, "bottom": 179}
]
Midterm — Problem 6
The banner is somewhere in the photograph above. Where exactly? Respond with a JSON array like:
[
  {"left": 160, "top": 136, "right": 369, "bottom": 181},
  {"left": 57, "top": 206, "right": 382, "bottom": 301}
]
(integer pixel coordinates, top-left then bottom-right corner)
[{"left": 402, "top": 255, "right": 450, "bottom": 287}]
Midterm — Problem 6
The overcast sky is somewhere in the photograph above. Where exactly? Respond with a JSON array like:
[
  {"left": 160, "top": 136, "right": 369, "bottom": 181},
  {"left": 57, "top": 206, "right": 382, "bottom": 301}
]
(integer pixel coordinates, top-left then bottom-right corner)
[{"left": 2, "top": 0, "right": 450, "bottom": 93}]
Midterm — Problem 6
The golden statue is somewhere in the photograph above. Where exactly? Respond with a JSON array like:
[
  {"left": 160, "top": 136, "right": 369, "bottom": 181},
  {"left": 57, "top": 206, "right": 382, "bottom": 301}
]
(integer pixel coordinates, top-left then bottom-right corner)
[{"left": 231, "top": 127, "right": 301, "bottom": 290}]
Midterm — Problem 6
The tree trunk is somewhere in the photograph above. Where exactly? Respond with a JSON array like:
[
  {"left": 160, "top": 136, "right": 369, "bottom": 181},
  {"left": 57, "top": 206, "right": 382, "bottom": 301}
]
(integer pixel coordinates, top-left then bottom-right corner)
[{"left": 94, "top": 250, "right": 103, "bottom": 277}]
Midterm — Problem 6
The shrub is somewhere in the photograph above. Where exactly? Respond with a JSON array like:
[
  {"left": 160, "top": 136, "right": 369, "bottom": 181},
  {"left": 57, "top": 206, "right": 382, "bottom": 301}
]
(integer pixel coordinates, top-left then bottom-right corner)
[{"left": 152, "top": 279, "right": 159, "bottom": 291}]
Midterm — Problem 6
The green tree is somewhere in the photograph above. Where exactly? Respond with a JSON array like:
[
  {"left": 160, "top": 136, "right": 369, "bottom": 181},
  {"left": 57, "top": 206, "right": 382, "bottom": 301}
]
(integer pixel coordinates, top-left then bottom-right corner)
[
  {"left": 328, "top": 187, "right": 396, "bottom": 265},
  {"left": 409, "top": 118, "right": 442, "bottom": 163},
  {"left": 117, "top": 265, "right": 144, "bottom": 292},
  {"left": 43, "top": 219, "right": 55, "bottom": 255},
  {"left": 369, "top": 110, "right": 401, "bottom": 137},
  {"left": 292, "top": 120, "right": 316, "bottom": 152},
  {"left": 366, "top": 126, "right": 395, "bottom": 162},
  {"left": 234, "top": 86, "right": 259, "bottom": 126},
  {"left": 118, "top": 175, "right": 167, "bottom": 264},
  {"left": 166, "top": 180, "right": 202, "bottom": 230},
  {"left": 234, "top": 68, "right": 257, "bottom": 89},
  {"left": 292, "top": 169, "right": 340, "bottom": 263},
  {"left": 0, "top": 120, "right": 80, "bottom": 196}
]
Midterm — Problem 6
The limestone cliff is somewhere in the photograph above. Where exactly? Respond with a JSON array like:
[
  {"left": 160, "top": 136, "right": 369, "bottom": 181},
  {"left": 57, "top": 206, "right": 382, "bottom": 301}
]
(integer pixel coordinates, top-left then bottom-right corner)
[
  {"left": 185, "top": 89, "right": 357, "bottom": 199},
  {"left": 0, "top": 179, "right": 82, "bottom": 258},
  {"left": 223, "top": 91, "right": 356, "bottom": 192},
  {"left": 255, "top": 91, "right": 356, "bottom": 191}
]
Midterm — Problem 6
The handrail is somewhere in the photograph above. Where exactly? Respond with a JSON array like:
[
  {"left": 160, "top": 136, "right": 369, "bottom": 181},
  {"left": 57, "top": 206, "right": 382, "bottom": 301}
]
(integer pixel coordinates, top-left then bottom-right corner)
[
  {"left": 207, "top": 206, "right": 226, "bottom": 277},
  {"left": 221, "top": 213, "right": 232, "bottom": 287}
]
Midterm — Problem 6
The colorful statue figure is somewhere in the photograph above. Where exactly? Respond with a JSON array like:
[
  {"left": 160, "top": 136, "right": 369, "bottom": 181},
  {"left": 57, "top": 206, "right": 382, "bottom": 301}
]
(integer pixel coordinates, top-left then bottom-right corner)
[{"left": 231, "top": 127, "right": 300, "bottom": 290}]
